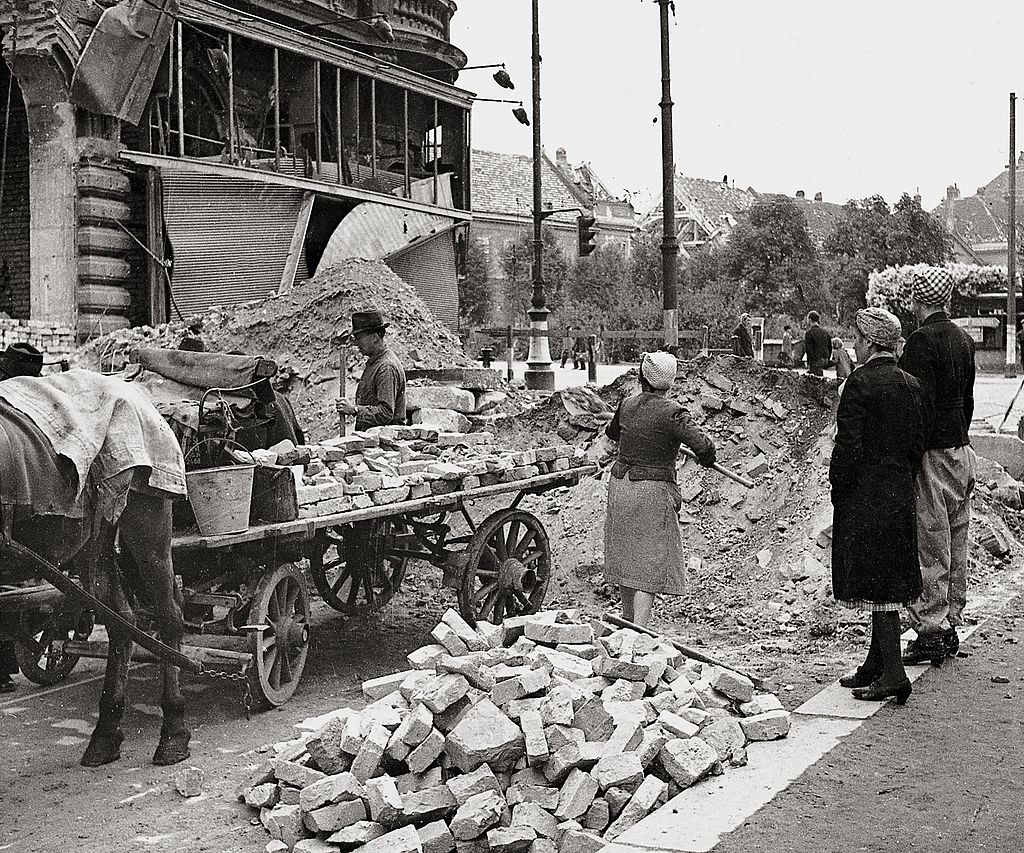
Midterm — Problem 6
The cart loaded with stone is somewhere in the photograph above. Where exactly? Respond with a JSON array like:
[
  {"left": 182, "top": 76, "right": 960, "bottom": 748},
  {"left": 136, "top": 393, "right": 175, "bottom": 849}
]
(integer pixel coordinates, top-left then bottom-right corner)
[{"left": 2, "top": 350, "right": 596, "bottom": 714}]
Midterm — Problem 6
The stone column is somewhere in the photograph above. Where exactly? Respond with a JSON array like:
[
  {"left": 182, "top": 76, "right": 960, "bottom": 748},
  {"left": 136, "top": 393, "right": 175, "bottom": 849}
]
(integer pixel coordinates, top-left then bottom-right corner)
[{"left": 12, "top": 55, "right": 77, "bottom": 326}]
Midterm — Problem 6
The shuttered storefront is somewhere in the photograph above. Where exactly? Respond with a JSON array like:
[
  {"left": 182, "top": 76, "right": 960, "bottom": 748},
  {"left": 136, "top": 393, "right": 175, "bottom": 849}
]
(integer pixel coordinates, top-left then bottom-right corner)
[
  {"left": 161, "top": 169, "right": 307, "bottom": 315},
  {"left": 385, "top": 230, "right": 459, "bottom": 330}
]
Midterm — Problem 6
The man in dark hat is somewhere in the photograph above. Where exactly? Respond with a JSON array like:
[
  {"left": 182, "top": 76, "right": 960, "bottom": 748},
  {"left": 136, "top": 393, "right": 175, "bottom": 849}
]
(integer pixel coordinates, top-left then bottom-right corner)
[
  {"left": 0, "top": 342, "right": 43, "bottom": 692},
  {"left": 335, "top": 309, "right": 406, "bottom": 431},
  {"left": 0, "top": 342, "right": 43, "bottom": 380}
]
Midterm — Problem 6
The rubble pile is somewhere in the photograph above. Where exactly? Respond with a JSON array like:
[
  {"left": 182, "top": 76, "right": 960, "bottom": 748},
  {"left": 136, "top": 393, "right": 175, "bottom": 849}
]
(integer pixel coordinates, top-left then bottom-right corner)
[
  {"left": 496, "top": 356, "right": 1021, "bottom": 664},
  {"left": 74, "top": 259, "right": 475, "bottom": 441},
  {"left": 257, "top": 426, "right": 587, "bottom": 516},
  {"left": 238, "top": 609, "right": 791, "bottom": 853}
]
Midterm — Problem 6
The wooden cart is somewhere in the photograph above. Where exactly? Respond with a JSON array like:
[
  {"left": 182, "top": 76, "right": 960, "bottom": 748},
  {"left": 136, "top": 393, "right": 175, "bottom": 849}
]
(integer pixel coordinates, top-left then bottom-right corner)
[{"left": 4, "top": 464, "right": 596, "bottom": 713}]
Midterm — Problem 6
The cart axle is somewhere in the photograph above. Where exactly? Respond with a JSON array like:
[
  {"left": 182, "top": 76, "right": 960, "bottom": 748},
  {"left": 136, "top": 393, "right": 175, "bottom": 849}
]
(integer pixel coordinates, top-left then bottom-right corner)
[{"left": 53, "top": 639, "right": 251, "bottom": 677}]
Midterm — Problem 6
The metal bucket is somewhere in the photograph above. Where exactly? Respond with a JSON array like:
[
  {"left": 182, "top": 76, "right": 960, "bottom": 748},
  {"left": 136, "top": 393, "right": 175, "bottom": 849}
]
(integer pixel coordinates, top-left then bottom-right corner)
[{"left": 185, "top": 465, "right": 255, "bottom": 536}]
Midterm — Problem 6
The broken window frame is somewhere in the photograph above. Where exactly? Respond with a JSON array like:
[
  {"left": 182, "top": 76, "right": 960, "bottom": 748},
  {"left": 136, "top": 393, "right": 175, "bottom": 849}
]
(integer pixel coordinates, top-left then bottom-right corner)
[{"left": 153, "top": 12, "right": 471, "bottom": 210}]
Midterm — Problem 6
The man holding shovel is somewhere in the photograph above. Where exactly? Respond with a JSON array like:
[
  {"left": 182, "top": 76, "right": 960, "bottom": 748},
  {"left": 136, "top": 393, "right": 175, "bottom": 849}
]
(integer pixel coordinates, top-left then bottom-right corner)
[{"left": 335, "top": 309, "right": 406, "bottom": 431}]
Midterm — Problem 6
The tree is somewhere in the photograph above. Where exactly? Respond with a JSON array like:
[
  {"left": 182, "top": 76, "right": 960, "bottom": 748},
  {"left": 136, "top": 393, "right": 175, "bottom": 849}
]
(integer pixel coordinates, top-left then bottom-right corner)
[
  {"left": 499, "top": 228, "right": 570, "bottom": 322},
  {"left": 458, "top": 238, "right": 493, "bottom": 329},
  {"left": 719, "top": 196, "right": 822, "bottom": 316},
  {"left": 822, "top": 193, "right": 953, "bottom": 322}
]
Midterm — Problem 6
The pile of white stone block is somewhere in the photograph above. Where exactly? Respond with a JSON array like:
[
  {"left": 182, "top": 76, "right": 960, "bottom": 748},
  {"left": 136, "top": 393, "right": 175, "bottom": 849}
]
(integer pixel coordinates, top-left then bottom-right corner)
[
  {"left": 238, "top": 609, "right": 791, "bottom": 853},
  {"left": 251, "top": 427, "right": 587, "bottom": 519}
]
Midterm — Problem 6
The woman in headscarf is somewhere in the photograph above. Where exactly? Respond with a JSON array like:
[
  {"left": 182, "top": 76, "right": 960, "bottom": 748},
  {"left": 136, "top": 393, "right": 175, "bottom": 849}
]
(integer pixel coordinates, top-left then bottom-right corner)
[
  {"left": 604, "top": 351, "right": 717, "bottom": 627},
  {"left": 830, "top": 307, "right": 926, "bottom": 704}
]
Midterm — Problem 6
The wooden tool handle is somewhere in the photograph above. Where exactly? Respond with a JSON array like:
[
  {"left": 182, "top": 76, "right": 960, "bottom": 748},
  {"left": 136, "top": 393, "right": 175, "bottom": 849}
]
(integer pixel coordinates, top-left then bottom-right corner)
[
  {"left": 679, "top": 445, "right": 755, "bottom": 489},
  {"left": 339, "top": 349, "right": 348, "bottom": 437},
  {"left": 602, "top": 611, "right": 763, "bottom": 688}
]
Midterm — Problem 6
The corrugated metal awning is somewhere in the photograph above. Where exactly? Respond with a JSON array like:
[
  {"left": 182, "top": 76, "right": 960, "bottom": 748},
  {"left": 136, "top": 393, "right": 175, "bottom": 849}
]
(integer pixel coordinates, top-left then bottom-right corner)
[{"left": 162, "top": 168, "right": 306, "bottom": 315}]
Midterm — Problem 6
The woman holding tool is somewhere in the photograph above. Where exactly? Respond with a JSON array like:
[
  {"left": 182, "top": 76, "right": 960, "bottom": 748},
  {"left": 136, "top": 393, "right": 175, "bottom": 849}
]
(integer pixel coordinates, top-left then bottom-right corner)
[
  {"left": 830, "top": 307, "right": 925, "bottom": 705},
  {"left": 603, "top": 351, "right": 717, "bottom": 628}
]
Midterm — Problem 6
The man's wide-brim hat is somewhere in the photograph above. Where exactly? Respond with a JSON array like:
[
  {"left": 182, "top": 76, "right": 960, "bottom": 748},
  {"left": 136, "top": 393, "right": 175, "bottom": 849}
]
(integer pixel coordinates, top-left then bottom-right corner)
[
  {"left": 0, "top": 342, "right": 43, "bottom": 377},
  {"left": 350, "top": 309, "right": 388, "bottom": 336}
]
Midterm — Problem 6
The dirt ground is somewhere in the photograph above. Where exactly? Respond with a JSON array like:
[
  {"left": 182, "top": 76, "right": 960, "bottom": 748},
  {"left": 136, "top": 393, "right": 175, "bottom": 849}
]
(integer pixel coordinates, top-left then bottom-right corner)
[{"left": 713, "top": 587, "right": 1024, "bottom": 853}]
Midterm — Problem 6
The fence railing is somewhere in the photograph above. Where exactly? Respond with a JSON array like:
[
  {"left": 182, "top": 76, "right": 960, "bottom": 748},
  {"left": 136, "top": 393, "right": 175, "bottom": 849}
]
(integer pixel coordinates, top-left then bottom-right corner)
[{"left": 463, "top": 325, "right": 710, "bottom": 382}]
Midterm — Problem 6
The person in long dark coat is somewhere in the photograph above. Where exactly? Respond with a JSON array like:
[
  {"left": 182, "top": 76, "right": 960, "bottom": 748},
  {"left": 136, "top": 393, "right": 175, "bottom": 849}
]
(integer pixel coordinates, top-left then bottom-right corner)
[{"left": 830, "top": 307, "right": 926, "bottom": 705}]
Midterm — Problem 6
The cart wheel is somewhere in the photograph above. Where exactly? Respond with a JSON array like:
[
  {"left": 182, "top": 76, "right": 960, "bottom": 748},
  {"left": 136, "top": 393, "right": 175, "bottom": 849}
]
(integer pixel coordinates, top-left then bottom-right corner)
[
  {"left": 13, "top": 609, "right": 93, "bottom": 686},
  {"left": 248, "top": 562, "right": 310, "bottom": 709},
  {"left": 459, "top": 509, "right": 551, "bottom": 625},
  {"left": 308, "top": 518, "right": 409, "bottom": 615}
]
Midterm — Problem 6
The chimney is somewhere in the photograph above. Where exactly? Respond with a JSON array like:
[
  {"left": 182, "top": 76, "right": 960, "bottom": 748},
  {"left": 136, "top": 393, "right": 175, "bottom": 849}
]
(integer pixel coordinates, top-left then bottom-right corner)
[
  {"left": 945, "top": 184, "right": 960, "bottom": 201},
  {"left": 813, "top": 191, "right": 823, "bottom": 202},
  {"left": 555, "top": 147, "right": 568, "bottom": 168},
  {"left": 722, "top": 174, "right": 728, "bottom": 185},
  {"left": 795, "top": 190, "right": 805, "bottom": 199}
]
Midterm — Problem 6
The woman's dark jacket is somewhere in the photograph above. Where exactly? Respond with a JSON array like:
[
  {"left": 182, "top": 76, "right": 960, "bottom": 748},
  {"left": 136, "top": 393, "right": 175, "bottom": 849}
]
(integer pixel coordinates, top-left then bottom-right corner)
[
  {"left": 607, "top": 393, "right": 715, "bottom": 482},
  {"left": 829, "top": 355, "right": 926, "bottom": 604}
]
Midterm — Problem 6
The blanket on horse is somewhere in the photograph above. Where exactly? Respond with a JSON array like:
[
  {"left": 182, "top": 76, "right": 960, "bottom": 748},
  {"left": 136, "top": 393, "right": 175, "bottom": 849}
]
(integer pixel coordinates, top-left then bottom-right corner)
[{"left": 0, "top": 370, "right": 186, "bottom": 523}]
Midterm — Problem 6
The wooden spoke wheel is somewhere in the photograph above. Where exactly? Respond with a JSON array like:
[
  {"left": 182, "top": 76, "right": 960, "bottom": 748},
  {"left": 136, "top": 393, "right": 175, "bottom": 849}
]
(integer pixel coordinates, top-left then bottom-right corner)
[
  {"left": 307, "top": 519, "right": 409, "bottom": 615},
  {"left": 459, "top": 509, "right": 551, "bottom": 626},
  {"left": 13, "top": 609, "right": 93, "bottom": 686},
  {"left": 248, "top": 562, "right": 310, "bottom": 709}
]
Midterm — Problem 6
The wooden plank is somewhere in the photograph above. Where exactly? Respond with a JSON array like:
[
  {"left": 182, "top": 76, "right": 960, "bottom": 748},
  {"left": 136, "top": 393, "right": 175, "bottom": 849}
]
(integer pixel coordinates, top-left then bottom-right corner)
[
  {"left": 172, "top": 466, "right": 597, "bottom": 552},
  {"left": 280, "top": 191, "right": 315, "bottom": 291}
]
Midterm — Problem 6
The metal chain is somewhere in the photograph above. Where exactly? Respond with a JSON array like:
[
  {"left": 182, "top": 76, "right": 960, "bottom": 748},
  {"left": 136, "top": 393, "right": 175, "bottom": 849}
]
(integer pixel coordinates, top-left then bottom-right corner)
[{"left": 205, "top": 664, "right": 253, "bottom": 720}]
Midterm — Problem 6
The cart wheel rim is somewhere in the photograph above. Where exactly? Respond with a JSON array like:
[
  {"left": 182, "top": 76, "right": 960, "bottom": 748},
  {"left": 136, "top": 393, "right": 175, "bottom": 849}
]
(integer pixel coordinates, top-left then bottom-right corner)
[
  {"left": 307, "top": 520, "right": 408, "bottom": 615},
  {"left": 249, "top": 563, "right": 309, "bottom": 708},
  {"left": 460, "top": 509, "right": 551, "bottom": 625},
  {"left": 13, "top": 611, "right": 85, "bottom": 685}
]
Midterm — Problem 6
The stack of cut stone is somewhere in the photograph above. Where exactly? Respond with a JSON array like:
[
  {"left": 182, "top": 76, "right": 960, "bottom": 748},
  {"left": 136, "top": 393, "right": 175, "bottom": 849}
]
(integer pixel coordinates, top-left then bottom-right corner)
[
  {"left": 406, "top": 385, "right": 509, "bottom": 435},
  {"left": 238, "top": 609, "right": 791, "bottom": 853},
  {"left": 251, "top": 430, "right": 588, "bottom": 519}
]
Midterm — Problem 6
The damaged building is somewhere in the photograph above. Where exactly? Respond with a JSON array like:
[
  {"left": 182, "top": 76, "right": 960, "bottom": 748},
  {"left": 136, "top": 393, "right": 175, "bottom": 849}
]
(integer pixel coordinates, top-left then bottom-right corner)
[{"left": 0, "top": 0, "right": 473, "bottom": 342}]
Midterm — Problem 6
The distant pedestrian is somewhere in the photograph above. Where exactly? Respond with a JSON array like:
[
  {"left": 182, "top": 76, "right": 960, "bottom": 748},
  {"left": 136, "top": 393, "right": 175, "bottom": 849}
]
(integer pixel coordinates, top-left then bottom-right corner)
[
  {"left": 831, "top": 337, "right": 854, "bottom": 379},
  {"left": 572, "top": 335, "right": 587, "bottom": 369},
  {"left": 560, "top": 326, "right": 575, "bottom": 368},
  {"left": 779, "top": 324, "right": 794, "bottom": 367},
  {"left": 899, "top": 267, "right": 977, "bottom": 666},
  {"left": 804, "top": 310, "right": 832, "bottom": 376},
  {"left": 733, "top": 313, "right": 754, "bottom": 358},
  {"left": 831, "top": 308, "right": 924, "bottom": 705},
  {"left": 603, "top": 351, "right": 716, "bottom": 627}
]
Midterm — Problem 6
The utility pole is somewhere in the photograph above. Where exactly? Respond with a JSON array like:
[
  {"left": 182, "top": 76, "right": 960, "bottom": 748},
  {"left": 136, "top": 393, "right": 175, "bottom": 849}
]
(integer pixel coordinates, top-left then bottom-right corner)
[
  {"left": 1008, "top": 92, "right": 1018, "bottom": 379},
  {"left": 657, "top": 0, "right": 679, "bottom": 350},
  {"left": 524, "top": 0, "right": 554, "bottom": 390}
]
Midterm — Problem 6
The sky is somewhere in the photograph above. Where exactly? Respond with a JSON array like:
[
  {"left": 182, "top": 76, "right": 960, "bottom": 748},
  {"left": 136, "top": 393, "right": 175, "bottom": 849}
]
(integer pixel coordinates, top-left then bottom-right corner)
[{"left": 450, "top": 1, "right": 1024, "bottom": 213}]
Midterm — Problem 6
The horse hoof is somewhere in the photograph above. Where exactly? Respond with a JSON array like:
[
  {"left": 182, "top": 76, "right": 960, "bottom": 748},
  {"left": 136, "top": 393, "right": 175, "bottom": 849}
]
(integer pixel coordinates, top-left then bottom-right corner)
[
  {"left": 153, "top": 733, "right": 191, "bottom": 766},
  {"left": 81, "top": 731, "right": 124, "bottom": 767}
]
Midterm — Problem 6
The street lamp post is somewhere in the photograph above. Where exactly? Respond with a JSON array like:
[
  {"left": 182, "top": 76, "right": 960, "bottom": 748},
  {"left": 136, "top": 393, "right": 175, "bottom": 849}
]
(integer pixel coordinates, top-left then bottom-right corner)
[
  {"left": 1008, "top": 91, "right": 1018, "bottom": 379},
  {"left": 524, "top": 0, "right": 555, "bottom": 390},
  {"left": 657, "top": 0, "right": 678, "bottom": 350}
]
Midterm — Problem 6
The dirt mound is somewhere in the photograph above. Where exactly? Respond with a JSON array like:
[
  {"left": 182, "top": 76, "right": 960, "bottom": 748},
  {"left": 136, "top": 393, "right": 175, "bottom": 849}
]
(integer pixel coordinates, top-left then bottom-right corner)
[
  {"left": 504, "top": 355, "right": 1024, "bottom": 695},
  {"left": 75, "top": 259, "right": 473, "bottom": 440}
]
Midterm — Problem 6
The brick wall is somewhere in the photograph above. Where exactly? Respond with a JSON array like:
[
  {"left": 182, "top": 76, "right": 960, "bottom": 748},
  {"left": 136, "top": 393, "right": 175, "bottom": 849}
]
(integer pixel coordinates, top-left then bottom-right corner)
[
  {"left": 0, "top": 70, "right": 30, "bottom": 319},
  {"left": 0, "top": 318, "right": 76, "bottom": 370}
]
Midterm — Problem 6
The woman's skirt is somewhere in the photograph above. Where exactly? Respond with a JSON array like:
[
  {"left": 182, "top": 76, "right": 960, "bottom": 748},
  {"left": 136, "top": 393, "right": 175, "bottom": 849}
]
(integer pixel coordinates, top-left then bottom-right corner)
[{"left": 604, "top": 474, "right": 685, "bottom": 595}]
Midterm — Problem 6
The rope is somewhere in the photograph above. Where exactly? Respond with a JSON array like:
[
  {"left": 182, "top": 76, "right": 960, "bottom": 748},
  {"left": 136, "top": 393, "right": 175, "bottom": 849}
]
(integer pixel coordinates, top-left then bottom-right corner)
[
  {"left": 0, "top": 21, "right": 18, "bottom": 222},
  {"left": 114, "top": 220, "right": 185, "bottom": 321}
]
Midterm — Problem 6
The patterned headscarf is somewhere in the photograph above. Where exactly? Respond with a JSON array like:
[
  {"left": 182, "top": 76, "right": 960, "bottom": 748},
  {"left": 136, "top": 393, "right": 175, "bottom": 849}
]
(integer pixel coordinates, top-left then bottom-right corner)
[
  {"left": 640, "top": 351, "right": 678, "bottom": 390},
  {"left": 912, "top": 267, "right": 954, "bottom": 306},
  {"left": 855, "top": 307, "right": 902, "bottom": 349}
]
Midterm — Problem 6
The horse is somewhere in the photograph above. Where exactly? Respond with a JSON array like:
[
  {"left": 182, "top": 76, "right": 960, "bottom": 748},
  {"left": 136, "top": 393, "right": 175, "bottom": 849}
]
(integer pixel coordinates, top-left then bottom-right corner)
[{"left": 0, "top": 370, "right": 191, "bottom": 767}]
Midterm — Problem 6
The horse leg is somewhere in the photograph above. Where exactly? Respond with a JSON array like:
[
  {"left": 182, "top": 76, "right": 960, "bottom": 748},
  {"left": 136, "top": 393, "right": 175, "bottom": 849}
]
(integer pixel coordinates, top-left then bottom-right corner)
[
  {"left": 81, "top": 529, "right": 132, "bottom": 767},
  {"left": 118, "top": 491, "right": 191, "bottom": 766}
]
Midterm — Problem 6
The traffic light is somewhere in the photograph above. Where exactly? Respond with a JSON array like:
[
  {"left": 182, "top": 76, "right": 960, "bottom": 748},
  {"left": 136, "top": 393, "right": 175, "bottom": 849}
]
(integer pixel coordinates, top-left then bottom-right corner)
[{"left": 577, "top": 214, "right": 597, "bottom": 257}]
